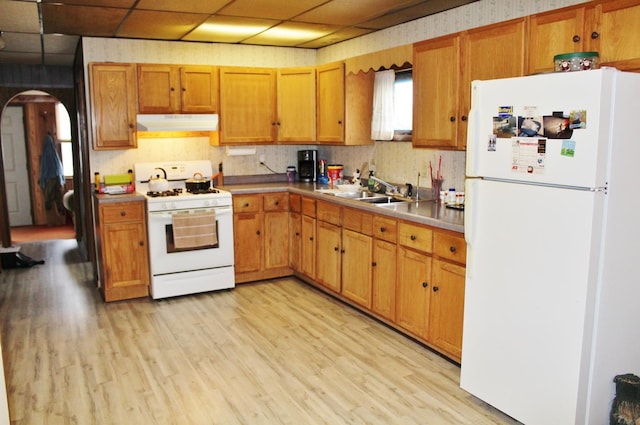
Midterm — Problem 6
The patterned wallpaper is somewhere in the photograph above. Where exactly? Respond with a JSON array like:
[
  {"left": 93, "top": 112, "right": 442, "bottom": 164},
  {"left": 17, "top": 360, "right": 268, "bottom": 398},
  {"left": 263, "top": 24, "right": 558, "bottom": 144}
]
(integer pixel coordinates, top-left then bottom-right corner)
[{"left": 86, "top": 0, "right": 580, "bottom": 193}]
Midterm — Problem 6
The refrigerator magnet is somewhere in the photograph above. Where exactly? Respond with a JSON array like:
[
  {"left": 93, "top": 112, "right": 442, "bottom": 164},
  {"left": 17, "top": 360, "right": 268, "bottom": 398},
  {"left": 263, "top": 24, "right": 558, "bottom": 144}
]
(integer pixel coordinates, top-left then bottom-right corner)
[
  {"left": 493, "top": 116, "right": 516, "bottom": 138},
  {"left": 569, "top": 110, "right": 587, "bottom": 129},
  {"left": 561, "top": 140, "right": 576, "bottom": 157},
  {"left": 488, "top": 135, "right": 497, "bottom": 151},
  {"left": 543, "top": 116, "right": 573, "bottom": 139},
  {"left": 518, "top": 116, "right": 543, "bottom": 137}
]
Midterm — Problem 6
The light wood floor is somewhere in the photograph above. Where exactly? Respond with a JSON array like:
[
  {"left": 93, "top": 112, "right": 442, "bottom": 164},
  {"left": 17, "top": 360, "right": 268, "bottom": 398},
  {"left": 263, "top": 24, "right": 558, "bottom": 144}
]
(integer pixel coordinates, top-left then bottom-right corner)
[{"left": 0, "top": 240, "right": 520, "bottom": 425}]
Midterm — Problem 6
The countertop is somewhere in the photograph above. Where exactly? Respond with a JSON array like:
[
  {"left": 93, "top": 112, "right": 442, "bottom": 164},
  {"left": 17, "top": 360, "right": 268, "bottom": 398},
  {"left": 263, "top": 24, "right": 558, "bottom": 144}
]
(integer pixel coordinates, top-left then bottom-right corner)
[{"left": 220, "top": 181, "right": 464, "bottom": 233}]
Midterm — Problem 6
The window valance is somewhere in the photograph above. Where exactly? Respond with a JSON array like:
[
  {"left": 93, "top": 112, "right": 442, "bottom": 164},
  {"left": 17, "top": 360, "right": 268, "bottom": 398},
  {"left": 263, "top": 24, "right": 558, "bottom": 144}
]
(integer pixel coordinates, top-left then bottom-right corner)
[{"left": 345, "top": 44, "right": 412, "bottom": 75}]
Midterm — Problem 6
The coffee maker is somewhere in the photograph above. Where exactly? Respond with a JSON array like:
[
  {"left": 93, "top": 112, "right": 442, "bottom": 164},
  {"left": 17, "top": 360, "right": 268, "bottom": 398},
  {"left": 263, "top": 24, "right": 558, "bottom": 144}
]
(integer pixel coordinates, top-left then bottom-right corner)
[{"left": 297, "top": 150, "right": 317, "bottom": 182}]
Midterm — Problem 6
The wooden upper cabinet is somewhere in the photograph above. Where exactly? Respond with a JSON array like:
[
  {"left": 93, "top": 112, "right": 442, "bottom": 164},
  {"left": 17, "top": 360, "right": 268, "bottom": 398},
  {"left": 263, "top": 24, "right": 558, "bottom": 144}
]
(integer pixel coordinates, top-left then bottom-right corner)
[
  {"left": 460, "top": 18, "right": 526, "bottom": 149},
  {"left": 137, "top": 64, "right": 218, "bottom": 114},
  {"left": 89, "top": 62, "right": 137, "bottom": 150},
  {"left": 219, "top": 67, "right": 277, "bottom": 144},
  {"left": 316, "top": 62, "right": 345, "bottom": 143},
  {"left": 587, "top": 0, "right": 640, "bottom": 71},
  {"left": 413, "top": 18, "right": 525, "bottom": 150},
  {"left": 345, "top": 70, "right": 375, "bottom": 146},
  {"left": 528, "top": 5, "right": 587, "bottom": 74},
  {"left": 412, "top": 34, "right": 461, "bottom": 149},
  {"left": 277, "top": 67, "right": 316, "bottom": 143},
  {"left": 529, "top": 0, "right": 640, "bottom": 74}
]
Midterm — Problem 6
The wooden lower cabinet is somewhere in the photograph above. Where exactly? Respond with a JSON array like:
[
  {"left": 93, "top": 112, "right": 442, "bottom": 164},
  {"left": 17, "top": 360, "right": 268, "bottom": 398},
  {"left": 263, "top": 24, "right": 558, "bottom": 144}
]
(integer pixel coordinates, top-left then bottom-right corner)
[
  {"left": 316, "top": 220, "right": 342, "bottom": 292},
  {"left": 371, "top": 239, "right": 397, "bottom": 321},
  {"left": 233, "top": 193, "right": 290, "bottom": 283},
  {"left": 396, "top": 246, "right": 432, "bottom": 338},
  {"left": 429, "top": 259, "right": 466, "bottom": 361},
  {"left": 95, "top": 198, "right": 149, "bottom": 302},
  {"left": 341, "top": 229, "right": 373, "bottom": 308}
]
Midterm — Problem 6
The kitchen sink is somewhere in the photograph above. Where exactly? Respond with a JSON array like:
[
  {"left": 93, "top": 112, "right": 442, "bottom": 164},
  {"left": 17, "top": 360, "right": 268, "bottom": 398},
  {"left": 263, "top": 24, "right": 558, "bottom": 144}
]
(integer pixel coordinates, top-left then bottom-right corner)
[{"left": 356, "top": 196, "right": 412, "bottom": 204}]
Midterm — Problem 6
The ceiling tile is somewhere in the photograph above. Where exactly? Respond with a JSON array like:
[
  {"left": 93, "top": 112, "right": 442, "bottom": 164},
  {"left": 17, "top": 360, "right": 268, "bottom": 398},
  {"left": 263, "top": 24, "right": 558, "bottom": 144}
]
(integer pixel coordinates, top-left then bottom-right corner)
[
  {"left": 243, "top": 21, "right": 339, "bottom": 47},
  {"left": 298, "top": 27, "right": 373, "bottom": 48},
  {"left": 41, "top": 0, "right": 136, "bottom": 7},
  {"left": 0, "top": 0, "right": 40, "bottom": 32},
  {"left": 117, "top": 10, "right": 208, "bottom": 39},
  {"left": 42, "top": 4, "right": 128, "bottom": 36},
  {"left": 183, "top": 16, "right": 279, "bottom": 43},
  {"left": 43, "top": 53, "right": 77, "bottom": 66},
  {"left": 43, "top": 34, "right": 80, "bottom": 55},
  {"left": 361, "top": 0, "right": 477, "bottom": 29},
  {"left": 293, "top": 0, "right": 416, "bottom": 26},
  {"left": 217, "top": 0, "right": 327, "bottom": 20},
  {"left": 0, "top": 52, "right": 43, "bottom": 65},
  {"left": 135, "top": 0, "right": 231, "bottom": 14},
  {"left": 0, "top": 32, "right": 41, "bottom": 53}
]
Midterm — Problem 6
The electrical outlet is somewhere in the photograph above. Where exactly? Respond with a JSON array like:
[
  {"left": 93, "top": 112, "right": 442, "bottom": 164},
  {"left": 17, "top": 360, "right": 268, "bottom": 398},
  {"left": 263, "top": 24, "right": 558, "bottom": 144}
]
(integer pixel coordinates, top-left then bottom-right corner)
[{"left": 259, "top": 154, "right": 266, "bottom": 164}]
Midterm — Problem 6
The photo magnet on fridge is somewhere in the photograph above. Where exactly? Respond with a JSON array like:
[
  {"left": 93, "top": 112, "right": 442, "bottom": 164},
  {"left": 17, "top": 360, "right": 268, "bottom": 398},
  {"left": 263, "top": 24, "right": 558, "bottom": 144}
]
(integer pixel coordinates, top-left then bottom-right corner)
[
  {"left": 493, "top": 116, "right": 516, "bottom": 138},
  {"left": 543, "top": 116, "right": 573, "bottom": 139}
]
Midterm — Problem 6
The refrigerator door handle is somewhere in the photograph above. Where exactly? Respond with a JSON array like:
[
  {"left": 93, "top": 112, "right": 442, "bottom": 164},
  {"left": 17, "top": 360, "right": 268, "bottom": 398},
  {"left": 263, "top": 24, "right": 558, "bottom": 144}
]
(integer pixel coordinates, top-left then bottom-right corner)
[{"left": 464, "top": 178, "right": 478, "bottom": 278}]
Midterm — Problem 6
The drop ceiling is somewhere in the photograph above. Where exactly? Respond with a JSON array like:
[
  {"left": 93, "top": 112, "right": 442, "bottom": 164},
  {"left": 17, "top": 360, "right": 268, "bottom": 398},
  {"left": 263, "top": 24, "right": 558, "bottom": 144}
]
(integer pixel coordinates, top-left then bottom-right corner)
[{"left": 0, "top": 0, "right": 476, "bottom": 67}]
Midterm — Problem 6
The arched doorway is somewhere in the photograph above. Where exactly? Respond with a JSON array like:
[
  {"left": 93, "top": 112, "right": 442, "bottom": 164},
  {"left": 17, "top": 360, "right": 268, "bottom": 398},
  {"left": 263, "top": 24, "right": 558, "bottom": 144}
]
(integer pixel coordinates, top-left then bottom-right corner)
[
  {"left": 1, "top": 91, "right": 75, "bottom": 242},
  {"left": 0, "top": 85, "right": 92, "bottom": 264}
]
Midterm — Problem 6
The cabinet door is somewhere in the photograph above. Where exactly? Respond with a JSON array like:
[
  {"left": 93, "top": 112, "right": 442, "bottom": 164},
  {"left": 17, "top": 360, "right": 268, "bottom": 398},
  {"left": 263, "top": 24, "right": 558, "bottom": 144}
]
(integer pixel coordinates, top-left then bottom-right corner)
[
  {"left": 290, "top": 212, "right": 302, "bottom": 271},
  {"left": 588, "top": 0, "right": 640, "bottom": 71},
  {"left": 301, "top": 214, "right": 316, "bottom": 279},
  {"left": 429, "top": 259, "right": 465, "bottom": 362},
  {"left": 372, "top": 239, "right": 397, "bottom": 321},
  {"left": 180, "top": 66, "right": 219, "bottom": 113},
  {"left": 264, "top": 211, "right": 289, "bottom": 270},
  {"left": 345, "top": 70, "right": 375, "bottom": 146},
  {"left": 412, "top": 35, "right": 460, "bottom": 149},
  {"left": 137, "top": 64, "right": 180, "bottom": 113},
  {"left": 89, "top": 63, "right": 137, "bottom": 149},
  {"left": 316, "top": 220, "right": 341, "bottom": 292},
  {"left": 460, "top": 19, "right": 526, "bottom": 149},
  {"left": 528, "top": 6, "right": 586, "bottom": 74},
  {"left": 341, "top": 229, "right": 373, "bottom": 308},
  {"left": 277, "top": 67, "right": 316, "bottom": 143},
  {"left": 219, "top": 67, "right": 277, "bottom": 144},
  {"left": 102, "top": 221, "right": 149, "bottom": 292},
  {"left": 396, "top": 247, "right": 431, "bottom": 338},
  {"left": 233, "top": 212, "right": 263, "bottom": 274},
  {"left": 316, "top": 62, "right": 345, "bottom": 143}
]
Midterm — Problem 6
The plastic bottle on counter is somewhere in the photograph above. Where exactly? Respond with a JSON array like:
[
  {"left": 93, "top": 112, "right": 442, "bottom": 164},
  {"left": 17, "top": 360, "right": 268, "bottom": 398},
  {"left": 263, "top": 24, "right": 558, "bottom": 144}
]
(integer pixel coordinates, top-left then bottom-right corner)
[
  {"left": 447, "top": 188, "right": 456, "bottom": 203},
  {"left": 94, "top": 172, "right": 101, "bottom": 193}
]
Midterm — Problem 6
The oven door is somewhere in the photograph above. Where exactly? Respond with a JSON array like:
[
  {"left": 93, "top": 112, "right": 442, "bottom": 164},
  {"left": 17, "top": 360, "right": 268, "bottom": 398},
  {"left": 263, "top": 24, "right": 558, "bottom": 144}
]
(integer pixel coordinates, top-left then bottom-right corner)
[{"left": 147, "top": 205, "right": 234, "bottom": 275}]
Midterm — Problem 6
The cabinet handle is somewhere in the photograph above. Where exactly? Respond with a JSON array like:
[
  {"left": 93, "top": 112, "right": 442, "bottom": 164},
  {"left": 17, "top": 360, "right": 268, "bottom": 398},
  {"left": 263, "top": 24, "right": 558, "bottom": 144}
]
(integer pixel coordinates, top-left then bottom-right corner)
[
  {"left": 309, "top": 237, "right": 314, "bottom": 241},
  {"left": 372, "top": 261, "right": 377, "bottom": 267},
  {"left": 256, "top": 230, "right": 261, "bottom": 235},
  {"left": 120, "top": 211, "right": 126, "bottom": 217},
  {"left": 422, "top": 281, "right": 428, "bottom": 288},
  {"left": 591, "top": 31, "right": 599, "bottom": 39},
  {"left": 295, "top": 232, "right": 300, "bottom": 236},
  {"left": 449, "top": 116, "right": 456, "bottom": 122},
  {"left": 274, "top": 201, "right": 279, "bottom": 206},
  {"left": 170, "top": 87, "right": 175, "bottom": 92},
  {"left": 461, "top": 115, "right": 468, "bottom": 122},
  {"left": 410, "top": 235, "right": 417, "bottom": 241},
  {"left": 338, "top": 120, "right": 343, "bottom": 125},
  {"left": 334, "top": 246, "right": 339, "bottom": 251},
  {"left": 573, "top": 35, "right": 581, "bottom": 42},
  {"left": 139, "top": 241, "right": 144, "bottom": 247},
  {"left": 380, "top": 227, "right": 386, "bottom": 232},
  {"left": 128, "top": 123, "right": 134, "bottom": 129},
  {"left": 272, "top": 122, "right": 276, "bottom": 125},
  {"left": 182, "top": 87, "right": 186, "bottom": 92},
  {"left": 450, "top": 246, "right": 456, "bottom": 253},
  {"left": 433, "top": 286, "right": 439, "bottom": 292},
  {"left": 244, "top": 203, "right": 250, "bottom": 207}
]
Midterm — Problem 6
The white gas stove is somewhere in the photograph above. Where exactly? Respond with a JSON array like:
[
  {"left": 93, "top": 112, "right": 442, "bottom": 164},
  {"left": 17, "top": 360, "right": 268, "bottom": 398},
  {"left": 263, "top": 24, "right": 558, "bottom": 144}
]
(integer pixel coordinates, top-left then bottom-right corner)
[{"left": 134, "top": 160, "right": 235, "bottom": 299}]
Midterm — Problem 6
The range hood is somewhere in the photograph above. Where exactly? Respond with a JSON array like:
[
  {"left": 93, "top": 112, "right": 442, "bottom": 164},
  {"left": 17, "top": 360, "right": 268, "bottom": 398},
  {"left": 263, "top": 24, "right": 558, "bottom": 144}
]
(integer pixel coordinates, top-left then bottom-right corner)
[{"left": 137, "top": 114, "right": 218, "bottom": 132}]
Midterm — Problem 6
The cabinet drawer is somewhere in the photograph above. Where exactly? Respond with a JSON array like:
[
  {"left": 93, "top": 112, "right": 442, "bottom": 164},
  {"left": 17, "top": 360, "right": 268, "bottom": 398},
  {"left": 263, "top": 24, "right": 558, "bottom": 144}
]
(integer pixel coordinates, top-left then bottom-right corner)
[
  {"left": 101, "top": 202, "right": 144, "bottom": 224},
  {"left": 373, "top": 216, "right": 397, "bottom": 243},
  {"left": 398, "top": 222, "right": 433, "bottom": 253},
  {"left": 301, "top": 197, "right": 316, "bottom": 218},
  {"left": 233, "top": 195, "right": 262, "bottom": 213},
  {"left": 264, "top": 193, "right": 289, "bottom": 212},
  {"left": 289, "top": 193, "right": 301, "bottom": 213},
  {"left": 317, "top": 200, "right": 341, "bottom": 226},
  {"left": 434, "top": 232, "right": 466, "bottom": 265},
  {"left": 343, "top": 208, "right": 372, "bottom": 235}
]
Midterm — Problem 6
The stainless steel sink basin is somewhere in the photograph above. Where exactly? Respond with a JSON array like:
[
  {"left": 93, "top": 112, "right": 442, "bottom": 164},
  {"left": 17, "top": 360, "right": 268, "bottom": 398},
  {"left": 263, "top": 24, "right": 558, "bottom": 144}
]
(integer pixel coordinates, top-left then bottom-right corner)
[{"left": 356, "top": 196, "right": 412, "bottom": 204}]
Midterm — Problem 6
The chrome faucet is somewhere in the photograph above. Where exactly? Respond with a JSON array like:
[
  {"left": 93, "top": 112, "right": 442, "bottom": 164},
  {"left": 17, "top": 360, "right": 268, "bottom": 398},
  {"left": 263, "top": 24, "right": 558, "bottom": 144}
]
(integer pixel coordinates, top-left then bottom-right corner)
[{"left": 370, "top": 176, "right": 399, "bottom": 195}]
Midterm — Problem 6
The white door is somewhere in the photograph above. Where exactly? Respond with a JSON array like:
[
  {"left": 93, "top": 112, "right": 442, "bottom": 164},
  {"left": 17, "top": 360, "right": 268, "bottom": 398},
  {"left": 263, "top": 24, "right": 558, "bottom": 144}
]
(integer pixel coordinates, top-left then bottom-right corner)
[{"left": 1, "top": 106, "right": 32, "bottom": 226}]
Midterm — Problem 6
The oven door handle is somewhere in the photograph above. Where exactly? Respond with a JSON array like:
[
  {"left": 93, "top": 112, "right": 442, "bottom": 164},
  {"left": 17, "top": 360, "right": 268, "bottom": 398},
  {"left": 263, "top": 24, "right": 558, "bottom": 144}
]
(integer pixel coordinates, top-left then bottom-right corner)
[{"left": 148, "top": 206, "right": 233, "bottom": 219}]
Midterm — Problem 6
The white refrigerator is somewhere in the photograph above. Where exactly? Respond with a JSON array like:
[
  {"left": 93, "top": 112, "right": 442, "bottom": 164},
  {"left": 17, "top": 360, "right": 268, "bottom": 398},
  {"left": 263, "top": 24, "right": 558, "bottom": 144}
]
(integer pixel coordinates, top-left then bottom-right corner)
[{"left": 461, "top": 68, "right": 640, "bottom": 425}]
